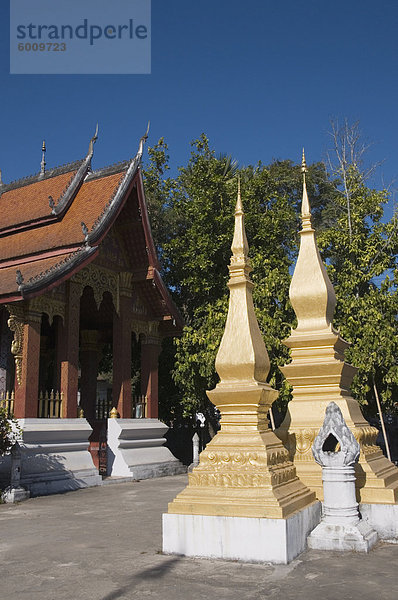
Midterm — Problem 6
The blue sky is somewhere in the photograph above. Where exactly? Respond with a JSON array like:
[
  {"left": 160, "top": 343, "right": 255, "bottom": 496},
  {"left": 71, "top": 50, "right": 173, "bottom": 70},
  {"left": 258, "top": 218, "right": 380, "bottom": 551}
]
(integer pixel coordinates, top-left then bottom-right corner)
[{"left": 0, "top": 1, "right": 397, "bottom": 219}]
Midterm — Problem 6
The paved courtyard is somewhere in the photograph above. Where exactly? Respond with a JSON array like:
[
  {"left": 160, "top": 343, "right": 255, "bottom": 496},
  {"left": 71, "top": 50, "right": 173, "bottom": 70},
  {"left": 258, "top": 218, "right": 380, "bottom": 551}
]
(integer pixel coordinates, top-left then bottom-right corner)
[{"left": 1, "top": 474, "right": 397, "bottom": 600}]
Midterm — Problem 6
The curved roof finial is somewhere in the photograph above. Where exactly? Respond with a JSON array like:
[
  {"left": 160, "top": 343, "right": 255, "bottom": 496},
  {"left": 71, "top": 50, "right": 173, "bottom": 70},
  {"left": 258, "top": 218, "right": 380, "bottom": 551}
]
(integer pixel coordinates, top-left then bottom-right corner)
[
  {"left": 88, "top": 123, "right": 99, "bottom": 158},
  {"left": 137, "top": 121, "right": 150, "bottom": 158}
]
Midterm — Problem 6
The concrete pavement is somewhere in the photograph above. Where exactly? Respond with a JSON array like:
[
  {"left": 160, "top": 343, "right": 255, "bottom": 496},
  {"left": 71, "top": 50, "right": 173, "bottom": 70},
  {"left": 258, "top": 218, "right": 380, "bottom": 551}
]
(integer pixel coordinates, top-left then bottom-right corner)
[{"left": 0, "top": 474, "right": 397, "bottom": 600}]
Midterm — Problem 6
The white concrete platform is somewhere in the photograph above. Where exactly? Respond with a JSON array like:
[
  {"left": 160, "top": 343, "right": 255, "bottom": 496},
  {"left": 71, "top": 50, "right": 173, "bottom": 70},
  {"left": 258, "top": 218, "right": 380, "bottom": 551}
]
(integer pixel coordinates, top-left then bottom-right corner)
[
  {"left": 162, "top": 502, "right": 321, "bottom": 564},
  {"left": 360, "top": 503, "right": 398, "bottom": 541},
  {"left": 107, "top": 418, "right": 186, "bottom": 479},
  {"left": 307, "top": 519, "right": 378, "bottom": 552},
  {"left": 2, "top": 419, "right": 102, "bottom": 497},
  {"left": 1, "top": 485, "right": 30, "bottom": 503}
]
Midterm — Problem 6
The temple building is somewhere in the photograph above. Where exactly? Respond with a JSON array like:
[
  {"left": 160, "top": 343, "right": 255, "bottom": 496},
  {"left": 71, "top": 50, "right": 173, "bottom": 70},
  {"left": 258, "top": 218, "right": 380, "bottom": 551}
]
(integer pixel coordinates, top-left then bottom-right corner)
[{"left": 0, "top": 128, "right": 184, "bottom": 494}]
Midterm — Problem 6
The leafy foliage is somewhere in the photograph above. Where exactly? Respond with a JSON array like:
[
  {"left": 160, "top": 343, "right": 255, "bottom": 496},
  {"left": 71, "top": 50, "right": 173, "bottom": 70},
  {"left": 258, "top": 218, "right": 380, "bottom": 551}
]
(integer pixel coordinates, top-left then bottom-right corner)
[
  {"left": 0, "top": 407, "right": 20, "bottom": 456},
  {"left": 143, "top": 128, "right": 397, "bottom": 423},
  {"left": 318, "top": 164, "right": 398, "bottom": 414}
]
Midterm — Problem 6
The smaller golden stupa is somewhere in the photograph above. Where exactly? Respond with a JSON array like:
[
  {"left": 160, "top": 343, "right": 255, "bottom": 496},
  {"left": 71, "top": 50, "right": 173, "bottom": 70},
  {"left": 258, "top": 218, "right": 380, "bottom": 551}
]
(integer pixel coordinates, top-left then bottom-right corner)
[
  {"left": 275, "top": 151, "right": 398, "bottom": 503},
  {"left": 167, "top": 180, "right": 315, "bottom": 519}
]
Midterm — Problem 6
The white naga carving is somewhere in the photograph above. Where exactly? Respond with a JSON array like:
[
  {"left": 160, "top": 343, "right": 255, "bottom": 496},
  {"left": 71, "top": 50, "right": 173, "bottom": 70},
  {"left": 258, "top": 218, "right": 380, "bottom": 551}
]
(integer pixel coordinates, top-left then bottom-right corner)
[
  {"left": 312, "top": 401, "right": 360, "bottom": 467},
  {"left": 307, "top": 402, "right": 377, "bottom": 552}
]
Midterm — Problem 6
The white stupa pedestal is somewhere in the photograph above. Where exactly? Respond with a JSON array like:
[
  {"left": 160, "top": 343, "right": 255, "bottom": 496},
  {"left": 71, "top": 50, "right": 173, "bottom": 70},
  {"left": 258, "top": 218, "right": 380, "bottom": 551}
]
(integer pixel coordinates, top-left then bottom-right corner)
[
  {"left": 107, "top": 418, "right": 186, "bottom": 479},
  {"left": 307, "top": 465, "right": 378, "bottom": 552},
  {"left": 307, "top": 518, "right": 377, "bottom": 552},
  {"left": 359, "top": 503, "right": 398, "bottom": 541},
  {"left": 163, "top": 502, "right": 321, "bottom": 565}
]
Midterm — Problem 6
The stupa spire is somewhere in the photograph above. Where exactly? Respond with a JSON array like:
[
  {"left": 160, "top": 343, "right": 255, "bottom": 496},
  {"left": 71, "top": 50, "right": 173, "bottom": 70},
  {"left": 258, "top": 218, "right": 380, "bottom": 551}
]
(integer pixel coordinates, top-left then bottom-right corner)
[
  {"left": 301, "top": 148, "right": 311, "bottom": 228},
  {"left": 275, "top": 149, "right": 398, "bottom": 504},
  {"left": 215, "top": 179, "right": 270, "bottom": 383},
  {"left": 289, "top": 150, "right": 336, "bottom": 332},
  {"left": 166, "top": 178, "right": 315, "bottom": 521}
]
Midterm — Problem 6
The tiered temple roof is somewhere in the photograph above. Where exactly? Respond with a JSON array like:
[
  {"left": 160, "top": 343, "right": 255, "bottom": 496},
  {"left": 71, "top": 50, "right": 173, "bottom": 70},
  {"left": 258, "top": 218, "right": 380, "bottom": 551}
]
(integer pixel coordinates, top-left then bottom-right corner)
[{"left": 0, "top": 129, "right": 183, "bottom": 336}]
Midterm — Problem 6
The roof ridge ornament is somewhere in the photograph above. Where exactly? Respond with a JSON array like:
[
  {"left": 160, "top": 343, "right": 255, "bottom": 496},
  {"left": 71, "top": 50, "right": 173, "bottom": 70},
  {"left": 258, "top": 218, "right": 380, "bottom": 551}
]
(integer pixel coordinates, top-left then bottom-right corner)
[
  {"left": 39, "top": 140, "right": 46, "bottom": 179},
  {"left": 16, "top": 269, "right": 24, "bottom": 287},
  {"left": 137, "top": 121, "right": 150, "bottom": 159},
  {"left": 87, "top": 123, "right": 99, "bottom": 159},
  {"left": 81, "top": 221, "right": 89, "bottom": 241}
]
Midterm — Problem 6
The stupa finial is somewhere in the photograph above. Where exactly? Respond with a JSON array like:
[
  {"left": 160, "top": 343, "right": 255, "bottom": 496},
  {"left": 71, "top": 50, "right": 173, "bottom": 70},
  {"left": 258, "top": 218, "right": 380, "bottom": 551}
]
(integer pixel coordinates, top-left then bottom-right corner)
[
  {"left": 230, "top": 176, "right": 250, "bottom": 272},
  {"left": 215, "top": 181, "right": 270, "bottom": 383},
  {"left": 288, "top": 149, "right": 337, "bottom": 332},
  {"left": 300, "top": 148, "right": 311, "bottom": 229}
]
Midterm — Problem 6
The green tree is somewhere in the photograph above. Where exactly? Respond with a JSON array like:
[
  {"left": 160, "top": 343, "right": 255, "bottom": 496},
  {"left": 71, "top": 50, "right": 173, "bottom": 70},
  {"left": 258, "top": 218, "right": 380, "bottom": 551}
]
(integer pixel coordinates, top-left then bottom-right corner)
[
  {"left": 318, "top": 121, "right": 398, "bottom": 415},
  {"left": 143, "top": 129, "right": 397, "bottom": 425},
  {"left": 150, "top": 135, "right": 332, "bottom": 418}
]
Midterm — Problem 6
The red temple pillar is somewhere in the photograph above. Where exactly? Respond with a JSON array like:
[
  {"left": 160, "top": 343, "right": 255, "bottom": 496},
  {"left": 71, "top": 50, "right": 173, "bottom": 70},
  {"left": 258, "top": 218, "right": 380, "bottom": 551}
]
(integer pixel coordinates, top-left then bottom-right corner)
[
  {"left": 80, "top": 330, "right": 100, "bottom": 423},
  {"left": 60, "top": 280, "right": 81, "bottom": 418},
  {"left": 7, "top": 305, "right": 42, "bottom": 419},
  {"left": 141, "top": 330, "right": 161, "bottom": 419},
  {"left": 112, "top": 273, "right": 133, "bottom": 418}
]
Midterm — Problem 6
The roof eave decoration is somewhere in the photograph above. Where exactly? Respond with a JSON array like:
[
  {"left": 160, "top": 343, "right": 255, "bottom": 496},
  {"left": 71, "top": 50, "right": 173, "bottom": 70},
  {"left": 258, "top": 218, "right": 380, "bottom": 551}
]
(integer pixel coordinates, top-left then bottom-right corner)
[
  {"left": 51, "top": 124, "right": 99, "bottom": 217},
  {"left": 152, "top": 268, "right": 184, "bottom": 331},
  {"left": 17, "top": 246, "right": 97, "bottom": 298},
  {"left": 136, "top": 164, "right": 160, "bottom": 271},
  {"left": 86, "top": 123, "right": 149, "bottom": 247}
]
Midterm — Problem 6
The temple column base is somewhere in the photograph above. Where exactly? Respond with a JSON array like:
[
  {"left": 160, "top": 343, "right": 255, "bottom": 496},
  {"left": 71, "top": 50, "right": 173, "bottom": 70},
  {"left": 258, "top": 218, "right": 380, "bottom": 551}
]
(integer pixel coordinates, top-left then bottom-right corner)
[
  {"left": 107, "top": 419, "right": 186, "bottom": 479},
  {"left": 162, "top": 502, "right": 321, "bottom": 565},
  {"left": 307, "top": 519, "right": 377, "bottom": 553},
  {"left": 359, "top": 503, "right": 398, "bottom": 540},
  {"left": 8, "top": 419, "right": 102, "bottom": 497}
]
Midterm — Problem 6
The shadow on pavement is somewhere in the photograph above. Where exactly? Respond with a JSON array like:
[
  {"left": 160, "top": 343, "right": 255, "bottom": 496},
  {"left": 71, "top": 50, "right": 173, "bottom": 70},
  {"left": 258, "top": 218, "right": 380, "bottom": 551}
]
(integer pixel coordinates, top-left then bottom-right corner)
[{"left": 100, "top": 556, "right": 181, "bottom": 600}]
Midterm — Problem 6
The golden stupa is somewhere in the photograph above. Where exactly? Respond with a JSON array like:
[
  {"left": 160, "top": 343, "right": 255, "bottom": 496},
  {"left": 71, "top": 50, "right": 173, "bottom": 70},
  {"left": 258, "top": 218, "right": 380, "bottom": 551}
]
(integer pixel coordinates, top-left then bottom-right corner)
[
  {"left": 167, "top": 181, "right": 315, "bottom": 518},
  {"left": 275, "top": 151, "right": 398, "bottom": 503}
]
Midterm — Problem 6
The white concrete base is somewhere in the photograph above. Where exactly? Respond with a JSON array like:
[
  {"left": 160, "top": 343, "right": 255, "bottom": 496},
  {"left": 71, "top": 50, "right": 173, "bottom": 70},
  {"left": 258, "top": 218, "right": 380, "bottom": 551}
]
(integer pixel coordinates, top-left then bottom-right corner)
[
  {"left": 360, "top": 503, "right": 398, "bottom": 540},
  {"left": 162, "top": 502, "right": 321, "bottom": 564},
  {"left": 1, "top": 486, "right": 30, "bottom": 503},
  {"left": 107, "top": 419, "right": 186, "bottom": 479},
  {"left": 0, "top": 419, "right": 102, "bottom": 497},
  {"left": 307, "top": 519, "right": 378, "bottom": 552}
]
